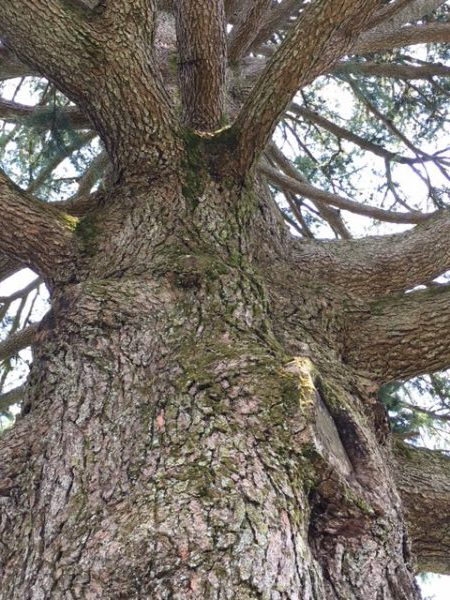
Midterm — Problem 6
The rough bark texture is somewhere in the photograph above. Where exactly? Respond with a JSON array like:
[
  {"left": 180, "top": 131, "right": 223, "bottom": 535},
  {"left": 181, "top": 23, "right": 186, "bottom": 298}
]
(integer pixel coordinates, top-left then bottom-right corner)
[
  {"left": 175, "top": 0, "right": 226, "bottom": 130},
  {"left": 0, "top": 168, "right": 422, "bottom": 598},
  {"left": 394, "top": 443, "right": 450, "bottom": 574},
  {"left": 1, "top": 1, "right": 449, "bottom": 598},
  {"left": 0, "top": 169, "right": 78, "bottom": 285}
]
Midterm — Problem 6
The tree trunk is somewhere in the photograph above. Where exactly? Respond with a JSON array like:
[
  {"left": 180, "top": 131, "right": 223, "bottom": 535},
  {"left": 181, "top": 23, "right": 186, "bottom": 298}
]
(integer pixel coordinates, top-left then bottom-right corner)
[{"left": 0, "top": 169, "right": 421, "bottom": 599}]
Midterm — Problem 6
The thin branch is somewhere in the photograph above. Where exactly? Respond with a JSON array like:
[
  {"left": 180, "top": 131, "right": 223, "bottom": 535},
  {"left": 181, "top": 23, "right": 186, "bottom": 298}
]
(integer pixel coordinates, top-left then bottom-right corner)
[
  {"left": 264, "top": 143, "right": 351, "bottom": 238},
  {"left": 175, "top": 0, "right": 227, "bottom": 130},
  {"left": 0, "top": 277, "right": 41, "bottom": 320},
  {"left": 228, "top": 0, "right": 382, "bottom": 173},
  {"left": 0, "top": 323, "right": 38, "bottom": 364},
  {"left": 26, "top": 132, "right": 96, "bottom": 195},
  {"left": 393, "top": 443, "right": 450, "bottom": 574},
  {"left": 259, "top": 163, "right": 429, "bottom": 224},
  {"left": 288, "top": 103, "right": 439, "bottom": 166},
  {"left": 0, "top": 168, "right": 78, "bottom": 284}
]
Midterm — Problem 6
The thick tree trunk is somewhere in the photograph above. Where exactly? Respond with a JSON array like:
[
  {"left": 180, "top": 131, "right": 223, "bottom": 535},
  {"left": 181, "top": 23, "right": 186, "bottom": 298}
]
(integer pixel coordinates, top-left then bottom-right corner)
[{"left": 0, "top": 172, "right": 421, "bottom": 599}]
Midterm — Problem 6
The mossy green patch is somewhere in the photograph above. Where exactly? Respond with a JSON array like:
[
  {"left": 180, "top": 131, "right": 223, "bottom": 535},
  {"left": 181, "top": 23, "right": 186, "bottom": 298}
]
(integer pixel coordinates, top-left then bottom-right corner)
[{"left": 74, "top": 213, "right": 99, "bottom": 256}]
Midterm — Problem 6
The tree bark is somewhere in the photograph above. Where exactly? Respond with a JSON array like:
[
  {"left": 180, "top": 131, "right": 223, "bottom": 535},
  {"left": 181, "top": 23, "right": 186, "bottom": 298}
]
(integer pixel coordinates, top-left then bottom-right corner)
[
  {"left": 393, "top": 443, "right": 450, "bottom": 574},
  {"left": 0, "top": 169, "right": 78, "bottom": 285},
  {"left": 1, "top": 2, "right": 449, "bottom": 598},
  {"left": 0, "top": 169, "right": 423, "bottom": 599}
]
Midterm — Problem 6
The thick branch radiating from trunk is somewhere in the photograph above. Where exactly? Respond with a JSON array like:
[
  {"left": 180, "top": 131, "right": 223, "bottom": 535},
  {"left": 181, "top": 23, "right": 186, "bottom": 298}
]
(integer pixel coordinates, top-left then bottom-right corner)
[
  {"left": 367, "top": 0, "right": 446, "bottom": 33},
  {"left": 0, "top": 44, "right": 34, "bottom": 80},
  {"left": 344, "top": 286, "right": 450, "bottom": 381},
  {"left": 393, "top": 443, "right": 450, "bottom": 574},
  {"left": 228, "top": 0, "right": 272, "bottom": 63},
  {"left": 0, "top": 323, "right": 38, "bottom": 363},
  {"left": 0, "top": 255, "right": 20, "bottom": 282},
  {"left": 0, "top": 1, "right": 180, "bottom": 178},
  {"left": 294, "top": 209, "right": 450, "bottom": 299},
  {"left": 0, "top": 99, "right": 91, "bottom": 130},
  {"left": 355, "top": 23, "right": 450, "bottom": 54},
  {"left": 334, "top": 60, "right": 450, "bottom": 79},
  {"left": 175, "top": 0, "right": 226, "bottom": 130},
  {"left": 0, "top": 169, "right": 77, "bottom": 283},
  {"left": 0, "top": 2, "right": 98, "bottom": 104},
  {"left": 229, "top": 0, "right": 381, "bottom": 173}
]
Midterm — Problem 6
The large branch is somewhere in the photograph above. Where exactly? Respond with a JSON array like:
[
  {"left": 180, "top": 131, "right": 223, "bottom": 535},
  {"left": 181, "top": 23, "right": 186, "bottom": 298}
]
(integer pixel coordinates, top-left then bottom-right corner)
[
  {"left": 0, "top": 44, "right": 34, "bottom": 81},
  {"left": 0, "top": 384, "right": 26, "bottom": 413},
  {"left": 334, "top": 60, "right": 450, "bottom": 80},
  {"left": 228, "top": 0, "right": 272, "bottom": 63},
  {"left": 343, "top": 285, "right": 450, "bottom": 382},
  {"left": 393, "top": 443, "right": 450, "bottom": 574},
  {"left": 0, "top": 255, "right": 20, "bottom": 282},
  {"left": 0, "top": 169, "right": 77, "bottom": 284},
  {"left": 294, "top": 209, "right": 450, "bottom": 300},
  {"left": 0, "top": 98, "right": 91, "bottom": 130},
  {"left": 249, "top": 0, "right": 301, "bottom": 52},
  {"left": 367, "top": 0, "right": 446, "bottom": 33},
  {"left": 228, "top": 0, "right": 381, "bottom": 173},
  {"left": 366, "top": 0, "right": 413, "bottom": 29},
  {"left": 0, "top": 2, "right": 98, "bottom": 103},
  {"left": 0, "top": 323, "right": 39, "bottom": 364},
  {"left": 354, "top": 23, "right": 450, "bottom": 54},
  {"left": 0, "top": 1, "right": 180, "bottom": 179},
  {"left": 175, "top": 0, "right": 226, "bottom": 131}
]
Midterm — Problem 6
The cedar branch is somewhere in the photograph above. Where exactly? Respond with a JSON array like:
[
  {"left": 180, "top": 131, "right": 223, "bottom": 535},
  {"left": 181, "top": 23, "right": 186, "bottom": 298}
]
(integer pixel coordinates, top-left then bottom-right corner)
[
  {"left": 294, "top": 209, "right": 450, "bottom": 299},
  {"left": 393, "top": 443, "right": 450, "bottom": 574},
  {"left": 259, "top": 163, "right": 428, "bottom": 224},
  {"left": 0, "top": 323, "right": 39, "bottom": 364},
  {"left": 175, "top": 0, "right": 227, "bottom": 130},
  {"left": 229, "top": 0, "right": 381, "bottom": 173},
  {"left": 344, "top": 285, "right": 450, "bottom": 381},
  {"left": 0, "top": 169, "right": 78, "bottom": 284}
]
